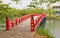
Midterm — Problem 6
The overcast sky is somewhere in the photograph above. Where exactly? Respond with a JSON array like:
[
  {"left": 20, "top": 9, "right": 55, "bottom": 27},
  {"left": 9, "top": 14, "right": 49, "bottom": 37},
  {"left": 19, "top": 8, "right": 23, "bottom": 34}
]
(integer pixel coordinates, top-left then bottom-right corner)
[{"left": 2, "top": 0, "right": 48, "bottom": 9}]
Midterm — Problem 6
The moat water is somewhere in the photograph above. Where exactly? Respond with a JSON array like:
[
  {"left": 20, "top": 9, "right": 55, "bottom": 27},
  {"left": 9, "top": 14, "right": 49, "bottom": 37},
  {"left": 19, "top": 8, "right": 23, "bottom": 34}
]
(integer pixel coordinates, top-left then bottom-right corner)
[{"left": 45, "top": 20, "right": 60, "bottom": 38}]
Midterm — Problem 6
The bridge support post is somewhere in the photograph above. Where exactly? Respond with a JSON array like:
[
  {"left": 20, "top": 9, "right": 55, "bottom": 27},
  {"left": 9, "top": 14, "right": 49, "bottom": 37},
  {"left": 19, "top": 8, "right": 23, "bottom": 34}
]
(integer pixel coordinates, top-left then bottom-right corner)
[
  {"left": 6, "top": 17, "right": 10, "bottom": 30},
  {"left": 31, "top": 15, "right": 34, "bottom": 32}
]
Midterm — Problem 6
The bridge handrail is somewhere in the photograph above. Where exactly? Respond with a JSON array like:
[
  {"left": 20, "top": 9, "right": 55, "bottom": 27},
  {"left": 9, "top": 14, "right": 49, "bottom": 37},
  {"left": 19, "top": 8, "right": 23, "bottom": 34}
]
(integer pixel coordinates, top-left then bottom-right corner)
[
  {"left": 35, "top": 13, "right": 46, "bottom": 26},
  {"left": 6, "top": 13, "right": 46, "bottom": 32},
  {"left": 30, "top": 13, "right": 46, "bottom": 32},
  {"left": 6, "top": 14, "right": 32, "bottom": 30}
]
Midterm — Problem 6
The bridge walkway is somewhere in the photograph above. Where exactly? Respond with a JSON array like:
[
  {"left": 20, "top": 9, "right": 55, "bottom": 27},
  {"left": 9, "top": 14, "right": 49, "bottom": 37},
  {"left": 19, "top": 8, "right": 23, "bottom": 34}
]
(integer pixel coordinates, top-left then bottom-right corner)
[{"left": 0, "top": 16, "right": 38, "bottom": 38}]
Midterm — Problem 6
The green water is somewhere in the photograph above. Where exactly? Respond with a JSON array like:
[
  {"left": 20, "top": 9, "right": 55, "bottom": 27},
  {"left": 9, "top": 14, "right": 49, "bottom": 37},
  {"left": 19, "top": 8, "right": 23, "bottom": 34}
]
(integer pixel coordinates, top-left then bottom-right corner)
[{"left": 45, "top": 20, "right": 60, "bottom": 38}]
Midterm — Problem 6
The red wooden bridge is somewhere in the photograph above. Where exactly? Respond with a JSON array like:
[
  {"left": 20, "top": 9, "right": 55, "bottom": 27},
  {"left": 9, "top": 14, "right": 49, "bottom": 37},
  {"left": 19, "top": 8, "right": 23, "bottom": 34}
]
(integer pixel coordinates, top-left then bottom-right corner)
[
  {"left": 6, "top": 13, "right": 46, "bottom": 31},
  {"left": 0, "top": 13, "right": 46, "bottom": 38}
]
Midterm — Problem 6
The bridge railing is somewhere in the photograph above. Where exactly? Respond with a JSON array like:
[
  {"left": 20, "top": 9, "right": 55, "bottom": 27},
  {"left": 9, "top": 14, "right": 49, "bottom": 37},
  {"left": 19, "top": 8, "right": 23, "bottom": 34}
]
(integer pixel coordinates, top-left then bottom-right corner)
[
  {"left": 6, "top": 14, "right": 31, "bottom": 30},
  {"left": 6, "top": 13, "right": 46, "bottom": 32},
  {"left": 30, "top": 13, "right": 46, "bottom": 32},
  {"left": 35, "top": 14, "right": 46, "bottom": 26}
]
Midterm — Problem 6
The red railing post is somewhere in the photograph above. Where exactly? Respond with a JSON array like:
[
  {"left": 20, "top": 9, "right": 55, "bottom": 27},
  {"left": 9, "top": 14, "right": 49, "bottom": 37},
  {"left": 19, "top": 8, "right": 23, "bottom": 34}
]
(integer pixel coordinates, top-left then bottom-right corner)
[
  {"left": 20, "top": 17, "right": 22, "bottom": 22},
  {"left": 12, "top": 21, "right": 14, "bottom": 27},
  {"left": 19, "top": 18, "right": 20, "bottom": 23},
  {"left": 6, "top": 17, "right": 10, "bottom": 30},
  {"left": 15, "top": 19, "right": 18, "bottom": 25},
  {"left": 31, "top": 15, "right": 35, "bottom": 32}
]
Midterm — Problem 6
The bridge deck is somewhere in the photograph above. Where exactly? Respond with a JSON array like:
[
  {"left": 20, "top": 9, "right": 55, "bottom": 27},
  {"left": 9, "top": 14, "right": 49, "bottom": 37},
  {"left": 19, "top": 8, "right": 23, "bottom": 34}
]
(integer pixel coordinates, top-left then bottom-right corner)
[{"left": 0, "top": 16, "right": 38, "bottom": 38}]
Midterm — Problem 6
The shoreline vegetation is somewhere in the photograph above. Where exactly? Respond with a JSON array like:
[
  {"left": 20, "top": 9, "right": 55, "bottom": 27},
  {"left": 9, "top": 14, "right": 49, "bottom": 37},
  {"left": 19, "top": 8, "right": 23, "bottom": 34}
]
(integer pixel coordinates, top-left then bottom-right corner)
[
  {"left": 35, "top": 26, "right": 55, "bottom": 38},
  {"left": 46, "top": 15, "right": 60, "bottom": 20},
  {"left": 35, "top": 15, "right": 60, "bottom": 38}
]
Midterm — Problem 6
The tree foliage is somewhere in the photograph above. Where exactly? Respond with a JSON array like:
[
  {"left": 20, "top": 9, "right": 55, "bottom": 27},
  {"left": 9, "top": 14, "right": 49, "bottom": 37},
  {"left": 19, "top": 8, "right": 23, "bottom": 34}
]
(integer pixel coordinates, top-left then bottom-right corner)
[
  {"left": 0, "top": 0, "right": 57, "bottom": 23},
  {"left": 46, "top": 8, "right": 55, "bottom": 19},
  {"left": 0, "top": 4, "right": 22, "bottom": 22},
  {"left": 12, "top": 0, "right": 19, "bottom": 2},
  {"left": 28, "top": 0, "right": 60, "bottom": 8}
]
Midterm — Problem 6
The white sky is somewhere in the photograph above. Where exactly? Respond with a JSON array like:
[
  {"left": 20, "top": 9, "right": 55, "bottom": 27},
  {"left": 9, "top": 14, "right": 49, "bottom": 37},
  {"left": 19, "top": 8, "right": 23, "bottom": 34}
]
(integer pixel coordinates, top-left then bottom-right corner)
[{"left": 2, "top": 0, "right": 48, "bottom": 9}]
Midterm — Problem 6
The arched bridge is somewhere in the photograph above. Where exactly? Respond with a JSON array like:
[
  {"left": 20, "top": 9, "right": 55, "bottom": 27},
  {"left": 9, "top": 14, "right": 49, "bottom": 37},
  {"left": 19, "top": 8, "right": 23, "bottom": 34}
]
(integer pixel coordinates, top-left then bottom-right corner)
[
  {"left": 0, "top": 13, "right": 46, "bottom": 38},
  {"left": 6, "top": 13, "right": 46, "bottom": 32}
]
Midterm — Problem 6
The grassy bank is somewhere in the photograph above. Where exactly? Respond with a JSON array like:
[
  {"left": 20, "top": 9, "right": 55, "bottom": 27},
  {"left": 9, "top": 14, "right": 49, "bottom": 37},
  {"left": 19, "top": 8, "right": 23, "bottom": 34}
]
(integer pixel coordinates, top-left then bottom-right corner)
[{"left": 36, "top": 26, "right": 55, "bottom": 38}]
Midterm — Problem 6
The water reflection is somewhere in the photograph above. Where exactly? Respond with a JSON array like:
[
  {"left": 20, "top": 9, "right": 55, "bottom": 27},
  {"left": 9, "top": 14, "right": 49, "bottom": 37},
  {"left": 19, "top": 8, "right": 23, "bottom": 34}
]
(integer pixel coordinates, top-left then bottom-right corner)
[{"left": 45, "top": 20, "right": 60, "bottom": 38}]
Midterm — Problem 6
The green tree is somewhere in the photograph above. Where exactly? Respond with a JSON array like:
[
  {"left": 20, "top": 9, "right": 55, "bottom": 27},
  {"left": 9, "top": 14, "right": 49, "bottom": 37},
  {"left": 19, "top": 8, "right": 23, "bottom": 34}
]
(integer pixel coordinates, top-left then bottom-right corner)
[
  {"left": 12, "top": 0, "right": 19, "bottom": 2},
  {"left": 46, "top": 8, "right": 55, "bottom": 19},
  {"left": 27, "top": 2, "right": 36, "bottom": 8}
]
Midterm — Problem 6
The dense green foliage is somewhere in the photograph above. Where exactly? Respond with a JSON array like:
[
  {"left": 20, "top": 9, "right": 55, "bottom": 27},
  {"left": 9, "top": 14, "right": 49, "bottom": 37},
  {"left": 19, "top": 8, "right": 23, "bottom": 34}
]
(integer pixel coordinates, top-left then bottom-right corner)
[
  {"left": 0, "top": 4, "right": 45, "bottom": 23},
  {"left": 39, "top": 0, "right": 60, "bottom": 3},
  {"left": 0, "top": 0, "right": 56, "bottom": 27},
  {"left": 0, "top": 0, "right": 57, "bottom": 23},
  {"left": 24, "top": 8, "right": 45, "bottom": 14},
  {"left": 0, "top": 4, "right": 17, "bottom": 22},
  {"left": 11, "top": 0, "right": 60, "bottom": 3},
  {"left": 12, "top": 0, "right": 18, "bottom": 2},
  {"left": 0, "top": 3, "right": 55, "bottom": 23}
]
